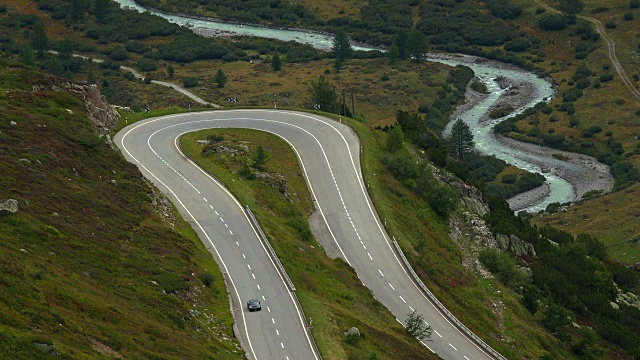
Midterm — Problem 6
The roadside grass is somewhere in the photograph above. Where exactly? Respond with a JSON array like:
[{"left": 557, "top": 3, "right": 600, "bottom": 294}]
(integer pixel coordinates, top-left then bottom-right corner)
[
  {"left": 532, "top": 182, "right": 640, "bottom": 264},
  {"left": 180, "top": 128, "right": 437, "bottom": 360},
  {"left": 340, "top": 116, "right": 574, "bottom": 358},
  {"left": 181, "top": 119, "right": 572, "bottom": 358},
  {"left": 0, "top": 66, "right": 242, "bottom": 359}
]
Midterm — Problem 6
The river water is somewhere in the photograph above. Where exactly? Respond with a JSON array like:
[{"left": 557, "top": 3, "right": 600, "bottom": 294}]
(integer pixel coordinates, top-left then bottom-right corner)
[{"left": 114, "top": 0, "right": 576, "bottom": 212}]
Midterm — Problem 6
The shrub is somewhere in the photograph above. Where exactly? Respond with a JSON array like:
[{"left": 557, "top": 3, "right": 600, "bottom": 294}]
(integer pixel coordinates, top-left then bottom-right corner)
[
  {"left": 605, "top": 20, "right": 616, "bottom": 29},
  {"left": 592, "top": 80, "right": 601, "bottom": 88},
  {"left": 600, "top": 73, "right": 614, "bottom": 82},
  {"left": 563, "top": 87, "right": 583, "bottom": 102},
  {"left": 504, "top": 38, "right": 531, "bottom": 52},
  {"left": 199, "top": 272, "right": 214, "bottom": 287},
  {"left": 589, "top": 125, "right": 602, "bottom": 133},
  {"left": 380, "top": 73, "right": 390, "bottom": 81},
  {"left": 470, "top": 80, "right": 488, "bottom": 93},
  {"left": 624, "top": 12, "right": 634, "bottom": 20},
  {"left": 109, "top": 46, "right": 129, "bottom": 61},
  {"left": 124, "top": 71, "right": 135, "bottom": 81},
  {"left": 632, "top": 0, "right": 640, "bottom": 9},
  {"left": 501, "top": 173, "right": 517, "bottom": 184},
  {"left": 538, "top": 13, "right": 567, "bottom": 31},
  {"left": 143, "top": 76, "right": 152, "bottom": 84},
  {"left": 137, "top": 58, "right": 157, "bottom": 72},
  {"left": 183, "top": 77, "right": 199, "bottom": 88},
  {"left": 575, "top": 78, "right": 590, "bottom": 89}
]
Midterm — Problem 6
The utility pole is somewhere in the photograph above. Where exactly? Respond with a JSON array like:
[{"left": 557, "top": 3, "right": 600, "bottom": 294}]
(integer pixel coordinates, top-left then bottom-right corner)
[
  {"left": 342, "top": 89, "right": 346, "bottom": 116},
  {"left": 333, "top": 86, "right": 337, "bottom": 114},
  {"left": 351, "top": 92, "right": 355, "bottom": 117}
]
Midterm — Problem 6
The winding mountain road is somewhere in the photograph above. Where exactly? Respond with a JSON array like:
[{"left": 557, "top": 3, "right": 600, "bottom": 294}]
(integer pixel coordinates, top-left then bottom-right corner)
[{"left": 115, "top": 110, "right": 504, "bottom": 360}]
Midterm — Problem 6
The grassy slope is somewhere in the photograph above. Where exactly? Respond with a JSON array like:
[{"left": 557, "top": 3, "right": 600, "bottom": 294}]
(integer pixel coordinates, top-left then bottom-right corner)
[
  {"left": 180, "top": 129, "right": 436, "bottom": 360},
  {"left": 0, "top": 64, "right": 242, "bottom": 359},
  {"left": 181, "top": 122, "right": 571, "bottom": 359}
]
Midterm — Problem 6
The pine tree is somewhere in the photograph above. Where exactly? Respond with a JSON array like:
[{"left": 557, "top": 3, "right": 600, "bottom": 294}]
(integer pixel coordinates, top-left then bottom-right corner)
[
  {"left": 20, "top": 44, "right": 36, "bottom": 66},
  {"left": 94, "top": 0, "right": 109, "bottom": 24},
  {"left": 31, "top": 20, "right": 49, "bottom": 56},
  {"left": 405, "top": 311, "right": 432, "bottom": 341},
  {"left": 395, "top": 30, "right": 408, "bottom": 60},
  {"left": 408, "top": 29, "right": 428, "bottom": 63},
  {"left": 58, "top": 39, "right": 73, "bottom": 61},
  {"left": 449, "top": 118, "right": 474, "bottom": 158},
  {"left": 214, "top": 69, "right": 227, "bottom": 88},
  {"left": 253, "top": 145, "right": 269, "bottom": 170},
  {"left": 386, "top": 126, "right": 405, "bottom": 152},
  {"left": 332, "top": 28, "right": 352, "bottom": 72},
  {"left": 271, "top": 54, "right": 282, "bottom": 71},
  {"left": 167, "top": 65, "right": 174, "bottom": 78},
  {"left": 306, "top": 75, "right": 335, "bottom": 112},
  {"left": 388, "top": 44, "right": 399, "bottom": 65}
]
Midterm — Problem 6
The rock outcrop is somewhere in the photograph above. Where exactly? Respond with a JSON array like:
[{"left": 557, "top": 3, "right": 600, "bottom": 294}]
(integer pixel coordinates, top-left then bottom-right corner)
[
  {"left": 32, "top": 80, "right": 119, "bottom": 135},
  {"left": 0, "top": 199, "right": 18, "bottom": 214},
  {"left": 496, "top": 233, "right": 536, "bottom": 257}
]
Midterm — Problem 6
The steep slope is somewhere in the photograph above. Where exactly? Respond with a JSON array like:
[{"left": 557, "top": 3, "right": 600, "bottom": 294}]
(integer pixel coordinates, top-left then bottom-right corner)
[{"left": 0, "top": 63, "right": 242, "bottom": 359}]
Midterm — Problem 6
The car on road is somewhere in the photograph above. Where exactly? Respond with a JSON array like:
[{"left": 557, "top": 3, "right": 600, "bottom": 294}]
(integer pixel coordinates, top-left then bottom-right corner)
[{"left": 247, "top": 299, "right": 261, "bottom": 312}]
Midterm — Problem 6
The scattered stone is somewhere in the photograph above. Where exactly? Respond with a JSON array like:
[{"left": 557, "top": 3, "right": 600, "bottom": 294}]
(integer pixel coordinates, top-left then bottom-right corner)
[
  {"left": 66, "top": 109, "right": 73, "bottom": 114},
  {"left": 52, "top": 212, "right": 59, "bottom": 217},
  {"left": 32, "top": 343, "right": 57, "bottom": 355},
  {"left": 18, "top": 158, "right": 31, "bottom": 165},
  {"left": 151, "top": 280, "right": 158, "bottom": 285},
  {"left": 20, "top": 248, "right": 27, "bottom": 253},
  {"left": 10, "top": 121, "right": 16, "bottom": 125},
  {"left": 344, "top": 327, "right": 360, "bottom": 337},
  {"left": 110, "top": 179, "right": 117, "bottom": 185},
  {"left": 0, "top": 199, "right": 19, "bottom": 213},
  {"left": 610, "top": 301, "right": 620, "bottom": 310}
]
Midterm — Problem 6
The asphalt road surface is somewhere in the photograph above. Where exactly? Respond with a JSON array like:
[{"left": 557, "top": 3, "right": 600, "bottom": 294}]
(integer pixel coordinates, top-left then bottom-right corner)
[{"left": 115, "top": 110, "right": 500, "bottom": 360}]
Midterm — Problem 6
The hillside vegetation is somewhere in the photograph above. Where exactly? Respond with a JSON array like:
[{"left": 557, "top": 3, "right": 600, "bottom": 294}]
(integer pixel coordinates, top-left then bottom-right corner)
[{"left": 0, "top": 63, "right": 242, "bottom": 359}]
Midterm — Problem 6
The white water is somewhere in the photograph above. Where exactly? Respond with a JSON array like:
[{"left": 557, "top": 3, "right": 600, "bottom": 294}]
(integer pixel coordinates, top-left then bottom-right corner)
[{"left": 114, "top": 0, "right": 572, "bottom": 212}]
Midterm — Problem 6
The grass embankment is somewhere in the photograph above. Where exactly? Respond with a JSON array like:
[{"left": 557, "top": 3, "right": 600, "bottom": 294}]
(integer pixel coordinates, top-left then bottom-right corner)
[
  {"left": 0, "top": 65, "right": 242, "bottom": 359},
  {"left": 181, "top": 129, "right": 436, "bottom": 360},
  {"left": 181, "top": 121, "right": 571, "bottom": 359}
]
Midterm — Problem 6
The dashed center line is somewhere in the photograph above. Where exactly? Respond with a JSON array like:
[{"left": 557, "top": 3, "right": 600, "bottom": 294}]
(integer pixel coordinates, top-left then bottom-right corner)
[
  {"left": 251, "top": 273, "right": 255, "bottom": 279},
  {"left": 409, "top": 306, "right": 415, "bottom": 312},
  {"left": 203, "top": 197, "right": 207, "bottom": 202},
  {"left": 242, "top": 253, "right": 246, "bottom": 259},
  {"left": 434, "top": 330, "right": 442, "bottom": 338},
  {"left": 219, "top": 217, "right": 224, "bottom": 222},
  {"left": 449, "top": 343, "right": 458, "bottom": 351},
  {"left": 271, "top": 318, "right": 275, "bottom": 324},
  {"left": 464, "top": 356, "right": 470, "bottom": 360},
  {"left": 399, "top": 295, "right": 406, "bottom": 303},
  {"left": 257, "top": 284, "right": 260, "bottom": 290},
  {"left": 247, "top": 264, "right": 252, "bottom": 270},
  {"left": 267, "top": 306, "right": 271, "bottom": 313},
  {"left": 229, "top": 230, "right": 233, "bottom": 235},
  {"left": 215, "top": 211, "right": 219, "bottom": 216},
  {"left": 378, "top": 269, "right": 384, "bottom": 277},
  {"left": 236, "top": 241, "right": 239, "bottom": 246},
  {"left": 209, "top": 204, "right": 213, "bottom": 209},
  {"left": 367, "top": 253, "right": 373, "bottom": 260},
  {"left": 276, "top": 329, "right": 280, "bottom": 336},
  {"left": 388, "top": 283, "right": 395, "bottom": 291},
  {"left": 261, "top": 295, "right": 265, "bottom": 301},
  {"left": 280, "top": 342, "right": 284, "bottom": 349}
]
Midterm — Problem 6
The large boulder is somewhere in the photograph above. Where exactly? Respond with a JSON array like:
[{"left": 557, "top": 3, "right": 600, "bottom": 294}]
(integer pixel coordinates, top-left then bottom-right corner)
[
  {"left": 344, "top": 327, "right": 360, "bottom": 337},
  {"left": 0, "top": 199, "right": 18, "bottom": 213},
  {"left": 495, "top": 233, "right": 536, "bottom": 257}
]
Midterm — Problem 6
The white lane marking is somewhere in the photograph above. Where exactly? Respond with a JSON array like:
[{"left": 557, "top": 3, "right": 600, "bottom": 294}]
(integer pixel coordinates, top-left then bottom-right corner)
[
  {"left": 280, "top": 342, "right": 284, "bottom": 349},
  {"left": 242, "top": 254, "right": 246, "bottom": 259},
  {"left": 262, "top": 295, "right": 265, "bottom": 301},
  {"left": 209, "top": 204, "right": 213, "bottom": 209},
  {"left": 367, "top": 253, "right": 373, "bottom": 260},
  {"left": 236, "top": 241, "right": 239, "bottom": 246},
  {"left": 421, "top": 340, "right": 436, "bottom": 353},
  {"left": 435, "top": 330, "right": 442, "bottom": 338},
  {"left": 399, "top": 295, "right": 406, "bottom": 303},
  {"left": 276, "top": 329, "right": 279, "bottom": 336},
  {"left": 247, "top": 264, "right": 251, "bottom": 270},
  {"left": 214, "top": 211, "right": 219, "bottom": 216},
  {"left": 362, "top": 244, "right": 367, "bottom": 250},
  {"left": 203, "top": 197, "right": 208, "bottom": 202},
  {"left": 388, "top": 283, "right": 395, "bottom": 291},
  {"left": 449, "top": 343, "right": 458, "bottom": 351},
  {"left": 257, "top": 284, "right": 260, "bottom": 290},
  {"left": 464, "top": 357, "right": 470, "bottom": 360},
  {"left": 229, "top": 230, "right": 233, "bottom": 235},
  {"left": 219, "top": 217, "right": 224, "bottom": 222},
  {"left": 251, "top": 273, "right": 255, "bottom": 279},
  {"left": 272, "top": 318, "right": 275, "bottom": 324},
  {"left": 423, "top": 320, "right": 429, "bottom": 326},
  {"left": 122, "top": 126, "right": 258, "bottom": 360},
  {"left": 409, "top": 306, "right": 415, "bottom": 312},
  {"left": 378, "top": 269, "right": 384, "bottom": 277},
  {"left": 225, "top": 223, "right": 229, "bottom": 228},
  {"left": 267, "top": 306, "right": 271, "bottom": 313}
]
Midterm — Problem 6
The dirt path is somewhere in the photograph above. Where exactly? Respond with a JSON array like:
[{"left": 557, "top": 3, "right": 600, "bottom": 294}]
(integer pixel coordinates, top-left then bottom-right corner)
[
  {"left": 534, "top": 0, "right": 640, "bottom": 102},
  {"left": 51, "top": 51, "right": 220, "bottom": 107}
]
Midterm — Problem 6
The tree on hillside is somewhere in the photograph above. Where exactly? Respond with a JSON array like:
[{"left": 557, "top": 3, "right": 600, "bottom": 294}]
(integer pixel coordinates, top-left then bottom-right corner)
[
  {"left": 31, "top": 20, "right": 49, "bottom": 56},
  {"left": 558, "top": 0, "right": 584, "bottom": 15},
  {"left": 388, "top": 44, "right": 399, "bottom": 65},
  {"left": 94, "top": 0, "right": 110, "bottom": 24},
  {"left": 408, "top": 29, "right": 428, "bottom": 63},
  {"left": 253, "top": 145, "right": 269, "bottom": 170},
  {"left": 449, "top": 118, "right": 474, "bottom": 157},
  {"left": 214, "top": 69, "right": 227, "bottom": 88},
  {"left": 405, "top": 311, "right": 432, "bottom": 341},
  {"left": 271, "top": 54, "right": 282, "bottom": 71},
  {"left": 387, "top": 126, "right": 405, "bottom": 152},
  {"left": 306, "top": 75, "right": 336, "bottom": 112},
  {"left": 20, "top": 44, "right": 35, "bottom": 66},
  {"left": 395, "top": 30, "right": 409, "bottom": 60},
  {"left": 58, "top": 39, "right": 73, "bottom": 61},
  {"left": 167, "top": 64, "right": 174, "bottom": 78},
  {"left": 70, "top": 0, "right": 89, "bottom": 21},
  {"left": 332, "top": 28, "right": 352, "bottom": 72}
]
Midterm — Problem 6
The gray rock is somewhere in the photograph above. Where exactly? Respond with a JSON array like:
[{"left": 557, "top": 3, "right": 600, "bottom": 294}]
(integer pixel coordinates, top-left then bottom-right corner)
[
  {"left": 0, "top": 199, "right": 18, "bottom": 213},
  {"left": 10, "top": 121, "right": 16, "bottom": 125},
  {"left": 344, "top": 327, "right": 360, "bottom": 337},
  {"left": 32, "top": 343, "right": 57, "bottom": 355},
  {"left": 496, "top": 233, "right": 510, "bottom": 250},
  {"left": 110, "top": 179, "right": 117, "bottom": 185},
  {"left": 18, "top": 158, "right": 31, "bottom": 165}
]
